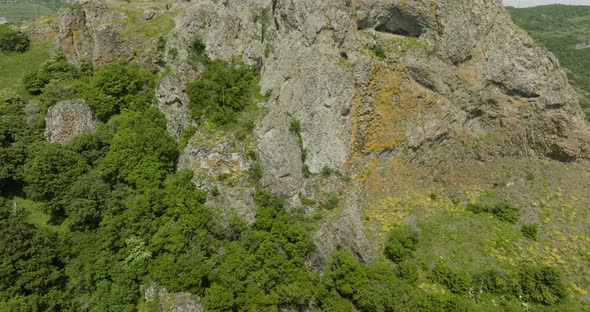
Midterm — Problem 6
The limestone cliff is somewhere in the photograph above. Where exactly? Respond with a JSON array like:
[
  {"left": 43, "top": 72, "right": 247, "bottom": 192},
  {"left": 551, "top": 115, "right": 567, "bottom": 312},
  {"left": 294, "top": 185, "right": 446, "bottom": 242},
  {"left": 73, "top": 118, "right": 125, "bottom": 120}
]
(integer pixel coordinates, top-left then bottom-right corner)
[{"left": 49, "top": 0, "right": 590, "bottom": 263}]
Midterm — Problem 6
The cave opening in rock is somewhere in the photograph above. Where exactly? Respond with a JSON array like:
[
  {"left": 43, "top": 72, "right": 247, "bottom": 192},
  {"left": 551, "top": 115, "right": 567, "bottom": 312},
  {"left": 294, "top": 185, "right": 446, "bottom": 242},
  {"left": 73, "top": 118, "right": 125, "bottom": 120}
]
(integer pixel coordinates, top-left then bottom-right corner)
[{"left": 358, "top": 8, "right": 424, "bottom": 37}]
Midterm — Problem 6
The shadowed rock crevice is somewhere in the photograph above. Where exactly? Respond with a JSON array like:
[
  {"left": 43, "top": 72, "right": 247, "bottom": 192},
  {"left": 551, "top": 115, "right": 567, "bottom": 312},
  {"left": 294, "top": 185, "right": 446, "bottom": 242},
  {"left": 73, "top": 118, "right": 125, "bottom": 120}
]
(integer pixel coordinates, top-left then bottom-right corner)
[{"left": 358, "top": 7, "right": 424, "bottom": 37}]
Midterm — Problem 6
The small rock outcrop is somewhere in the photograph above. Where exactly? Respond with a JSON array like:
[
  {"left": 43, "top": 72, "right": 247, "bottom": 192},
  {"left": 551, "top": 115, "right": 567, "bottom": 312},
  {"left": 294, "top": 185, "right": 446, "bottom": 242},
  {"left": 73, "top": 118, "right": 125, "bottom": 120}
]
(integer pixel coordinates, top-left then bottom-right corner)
[
  {"left": 45, "top": 99, "right": 97, "bottom": 144},
  {"left": 54, "top": 0, "right": 134, "bottom": 67},
  {"left": 177, "top": 130, "right": 257, "bottom": 223},
  {"left": 144, "top": 284, "right": 203, "bottom": 312}
]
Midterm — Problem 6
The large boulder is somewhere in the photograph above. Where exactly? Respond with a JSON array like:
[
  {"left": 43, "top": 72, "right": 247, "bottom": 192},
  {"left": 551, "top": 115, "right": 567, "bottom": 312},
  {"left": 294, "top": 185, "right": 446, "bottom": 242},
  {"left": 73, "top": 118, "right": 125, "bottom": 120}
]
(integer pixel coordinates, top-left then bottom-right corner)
[{"left": 45, "top": 99, "right": 97, "bottom": 144}]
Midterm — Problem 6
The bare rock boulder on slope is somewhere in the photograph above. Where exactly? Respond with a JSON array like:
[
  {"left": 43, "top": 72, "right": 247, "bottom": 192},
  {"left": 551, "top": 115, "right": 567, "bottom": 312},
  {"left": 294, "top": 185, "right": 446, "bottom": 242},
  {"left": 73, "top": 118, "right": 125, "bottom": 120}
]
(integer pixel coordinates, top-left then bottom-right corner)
[{"left": 45, "top": 99, "right": 97, "bottom": 144}]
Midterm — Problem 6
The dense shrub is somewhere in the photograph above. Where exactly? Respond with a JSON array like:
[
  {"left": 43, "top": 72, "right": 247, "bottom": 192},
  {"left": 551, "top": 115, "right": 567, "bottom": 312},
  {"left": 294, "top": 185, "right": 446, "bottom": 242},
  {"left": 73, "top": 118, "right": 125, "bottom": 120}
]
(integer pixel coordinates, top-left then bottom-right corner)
[
  {"left": 24, "top": 54, "right": 80, "bottom": 95},
  {"left": 187, "top": 59, "right": 260, "bottom": 125},
  {"left": 384, "top": 224, "right": 419, "bottom": 263},
  {"left": 430, "top": 264, "right": 472, "bottom": 294},
  {"left": 521, "top": 224, "right": 539, "bottom": 240},
  {"left": 0, "top": 24, "right": 30, "bottom": 53},
  {"left": 518, "top": 265, "right": 568, "bottom": 305},
  {"left": 97, "top": 109, "right": 178, "bottom": 189},
  {"left": 467, "top": 193, "right": 520, "bottom": 223},
  {"left": 0, "top": 90, "right": 39, "bottom": 193},
  {"left": 81, "top": 60, "right": 155, "bottom": 121},
  {"left": 23, "top": 142, "right": 89, "bottom": 202}
]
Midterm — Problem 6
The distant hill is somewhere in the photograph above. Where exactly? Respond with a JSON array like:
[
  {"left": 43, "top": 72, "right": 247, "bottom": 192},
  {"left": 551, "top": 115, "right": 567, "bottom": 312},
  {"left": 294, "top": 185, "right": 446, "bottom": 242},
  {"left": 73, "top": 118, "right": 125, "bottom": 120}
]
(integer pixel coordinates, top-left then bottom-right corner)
[
  {"left": 508, "top": 5, "right": 590, "bottom": 120},
  {"left": 0, "top": 0, "right": 64, "bottom": 23}
]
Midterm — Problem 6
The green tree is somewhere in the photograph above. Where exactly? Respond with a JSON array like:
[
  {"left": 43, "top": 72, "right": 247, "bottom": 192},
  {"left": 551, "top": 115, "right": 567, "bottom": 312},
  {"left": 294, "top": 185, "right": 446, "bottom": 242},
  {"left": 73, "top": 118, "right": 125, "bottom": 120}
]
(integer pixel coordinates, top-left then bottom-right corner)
[
  {"left": 97, "top": 109, "right": 178, "bottom": 189},
  {"left": 187, "top": 59, "right": 260, "bottom": 125},
  {"left": 82, "top": 60, "right": 154, "bottom": 121},
  {"left": 384, "top": 224, "right": 419, "bottom": 263},
  {"left": 0, "top": 201, "right": 69, "bottom": 310},
  {"left": 23, "top": 53, "right": 79, "bottom": 95},
  {"left": 23, "top": 142, "right": 89, "bottom": 202},
  {"left": 0, "top": 24, "right": 30, "bottom": 53}
]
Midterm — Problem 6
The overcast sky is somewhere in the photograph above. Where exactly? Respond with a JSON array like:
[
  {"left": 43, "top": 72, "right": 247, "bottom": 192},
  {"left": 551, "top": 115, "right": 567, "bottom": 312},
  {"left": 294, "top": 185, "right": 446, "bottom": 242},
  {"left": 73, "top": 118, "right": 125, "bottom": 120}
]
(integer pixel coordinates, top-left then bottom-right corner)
[{"left": 504, "top": 0, "right": 590, "bottom": 7}]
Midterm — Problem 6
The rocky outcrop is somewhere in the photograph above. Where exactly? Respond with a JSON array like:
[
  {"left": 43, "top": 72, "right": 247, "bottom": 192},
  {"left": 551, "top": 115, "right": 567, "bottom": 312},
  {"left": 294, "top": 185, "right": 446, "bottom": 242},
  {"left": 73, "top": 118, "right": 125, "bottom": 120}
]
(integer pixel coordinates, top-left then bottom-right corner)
[
  {"left": 165, "top": 0, "right": 590, "bottom": 261},
  {"left": 54, "top": 0, "right": 134, "bottom": 67},
  {"left": 156, "top": 75, "right": 192, "bottom": 139},
  {"left": 177, "top": 129, "right": 257, "bottom": 223},
  {"left": 144, "top": 284, "right": 203, "bottom": 312},
  {"left": 352, "top": 0, "right": 590, "bottom": 163},
  {"left": 45, "top": 99, "right": 97, "bottom": 144},
  {"left": 45, "top": 0, "right": 590, "bottom": 264}
]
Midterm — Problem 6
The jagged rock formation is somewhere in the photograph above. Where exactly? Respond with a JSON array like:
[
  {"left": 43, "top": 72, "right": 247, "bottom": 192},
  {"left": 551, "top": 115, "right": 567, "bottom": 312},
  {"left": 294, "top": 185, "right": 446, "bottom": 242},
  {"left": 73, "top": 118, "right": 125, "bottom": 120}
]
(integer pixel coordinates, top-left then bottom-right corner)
[
  {"left": 48, "top": 0, "right": 590, "bottom": 264},
  {"left": 45, "top": 99, "right": 97, "bottom": 144},
  {"left": 163, "top": 0, "right": 590, "bottom": 261},
  {"left": 55, "top": 1, "right": 134, "bottom": 66}
]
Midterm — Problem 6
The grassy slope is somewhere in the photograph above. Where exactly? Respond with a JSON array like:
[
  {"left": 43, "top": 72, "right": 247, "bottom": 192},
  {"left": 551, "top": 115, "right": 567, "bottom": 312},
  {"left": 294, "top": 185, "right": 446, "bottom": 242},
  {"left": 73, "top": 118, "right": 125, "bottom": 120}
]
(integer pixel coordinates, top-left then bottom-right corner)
[
  {"left": 0, "top": 2, "right": 57, "bottom": 23},
  {"left": 508, "top": 5, "right": 590, "bottom": 120},
  {"left": 362, "top": 159, "right": 590, "bottom": 304},
  {"left": 0, "top": 41, "right": 51, "bottom": 95}
]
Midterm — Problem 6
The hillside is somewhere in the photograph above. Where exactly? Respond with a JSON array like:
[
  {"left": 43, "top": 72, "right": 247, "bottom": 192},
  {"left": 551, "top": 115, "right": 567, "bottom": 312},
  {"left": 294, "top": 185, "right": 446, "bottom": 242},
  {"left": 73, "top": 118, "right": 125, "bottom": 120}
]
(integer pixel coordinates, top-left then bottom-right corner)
[
  {"left": 1, "top": 0, "right": 590, "bottom": 311},
  {"left": 0, "top": 0, "right": 64, "bottom": 23},
  {"left": 508, "top": 5, "right": 590, "bottom": 119}
]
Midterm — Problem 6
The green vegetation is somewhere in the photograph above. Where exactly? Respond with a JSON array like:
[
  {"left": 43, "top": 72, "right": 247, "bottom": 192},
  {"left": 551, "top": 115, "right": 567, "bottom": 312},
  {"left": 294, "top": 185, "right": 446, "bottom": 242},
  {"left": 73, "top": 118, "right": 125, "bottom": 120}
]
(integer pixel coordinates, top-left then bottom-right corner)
[
  {"left": 187, "top": 59, "right": 261, "bottom": 125},
  {"left": 0, "top": 41, "right": 50, "bottom": 94},
  {"left": 1, "top": 30, "right": 587, "bottom": 310},
  {"left": 371, "top": 43, "right": 386, "bottom": 58},
  {"left": 522, "top": 223, "right": 539, "bottom": 241},
  {"left": 24, "top": 53, "right": 80, "bottom": 95},
  {"left": 384, "top": 224, "right": 419, "bottom": 263},
  {"left": 0, "top": 1, "right": 59, "bottom": 23},
  {"left": 81, "top": 60, "right": 155, "bottom": 121},
  {"left": 467, "top": 192, "right": 521, "bottom": 224},
  {"left": 0, "top": 24, "right": 30, "bottom": 53},
  {"left": 508, "top": 5, "right": 590, "bottom": 119}
]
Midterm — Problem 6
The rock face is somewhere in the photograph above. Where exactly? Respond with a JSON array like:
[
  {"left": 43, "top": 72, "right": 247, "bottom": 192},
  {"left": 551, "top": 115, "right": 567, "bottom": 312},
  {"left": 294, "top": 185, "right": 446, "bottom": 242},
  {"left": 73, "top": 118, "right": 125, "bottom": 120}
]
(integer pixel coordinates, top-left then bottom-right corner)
[
  {"left": 177, "top": 129, "right": 258, "bottom": 223},
  {"left": 45, "top": 99, "right": 97, "bottom": 144},
  {"left": 156, "top": 75, "right": 192, "bottom": 139},
  {"left": 165, "top": 0, "right": 590, "bottom": 261},
  {"left": 54, "top": 0, "right": 134, "bottom": 67},
  {"left": 48, "top": 0, "right": 590, "bottom": 264}
]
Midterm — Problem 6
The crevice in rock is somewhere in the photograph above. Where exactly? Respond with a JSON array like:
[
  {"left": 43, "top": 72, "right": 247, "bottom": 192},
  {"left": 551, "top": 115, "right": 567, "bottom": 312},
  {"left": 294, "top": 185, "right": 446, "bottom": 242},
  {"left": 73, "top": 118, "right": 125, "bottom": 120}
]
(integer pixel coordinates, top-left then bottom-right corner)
[
  {"left": 358, "top": 8, "right": 424, "bottom": 37},
  {"left": 491, "top": 81, "right": 540, "bottom": 99}
]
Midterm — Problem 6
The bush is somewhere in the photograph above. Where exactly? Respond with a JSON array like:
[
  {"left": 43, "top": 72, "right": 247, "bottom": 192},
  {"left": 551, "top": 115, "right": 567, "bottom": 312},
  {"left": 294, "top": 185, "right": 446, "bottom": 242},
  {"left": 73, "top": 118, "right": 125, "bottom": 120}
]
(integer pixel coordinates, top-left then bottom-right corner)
[
  {"left": 24, "top": 54, "right": 79, "bottom": 95},
  {"left": 384, "top": 224, "right": 419, "bottom": 263},
  {"left": 82, "top": 60, "right": 154, "bottom": 121},
  {"left": 23, "top": 142, "right": 89, "bottom": 202},
  {"left": 467, "top": 193, "right": 520, "bottom": 223},
  {"left": 521, "top": 224, "right": 539, "bottom": 240},
  {"left": 97, "top": 109, "right": 178, "bottom": 189},
  {"left": 398, "top": 260, "right": 420, "bottom": 283},
  {"left": 0, "top": 24, "right": 30, "bottom": 53},
  {"left": 187, "top": 59, "right": 260, "bottom": 125},
  {"left": 371, "top": 43, "right": 385, "bottom": 58},
  {"left": 518, "top": 265, "right": 568, "bottom": 305},
  {"left": 430, "top": 264, "right": 472, "bottom": 294}
]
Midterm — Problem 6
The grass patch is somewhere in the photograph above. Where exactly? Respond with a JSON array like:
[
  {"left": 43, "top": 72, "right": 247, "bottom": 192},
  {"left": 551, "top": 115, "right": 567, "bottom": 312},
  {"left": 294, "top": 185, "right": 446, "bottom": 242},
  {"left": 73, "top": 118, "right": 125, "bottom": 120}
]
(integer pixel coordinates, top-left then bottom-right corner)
[
  {"left": 0, "top": 41, "right": 51, "bottom": 95},
  {"left": 120, "top": 9, "right": 175, "bottom": 40},
  {"left": 13, "top": 197, "right": 68, "bottom": 233},
  {"left": 0, "top": 2, "right": 55, "bottom": 23}
]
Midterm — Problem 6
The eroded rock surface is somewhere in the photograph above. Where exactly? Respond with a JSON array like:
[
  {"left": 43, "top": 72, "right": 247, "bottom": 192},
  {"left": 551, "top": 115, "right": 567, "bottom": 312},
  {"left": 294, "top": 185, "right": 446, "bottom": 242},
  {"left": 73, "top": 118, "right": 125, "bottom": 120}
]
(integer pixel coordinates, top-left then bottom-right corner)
[{"left": 45, "top": 99, "right": 97, "bottom": 144}]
